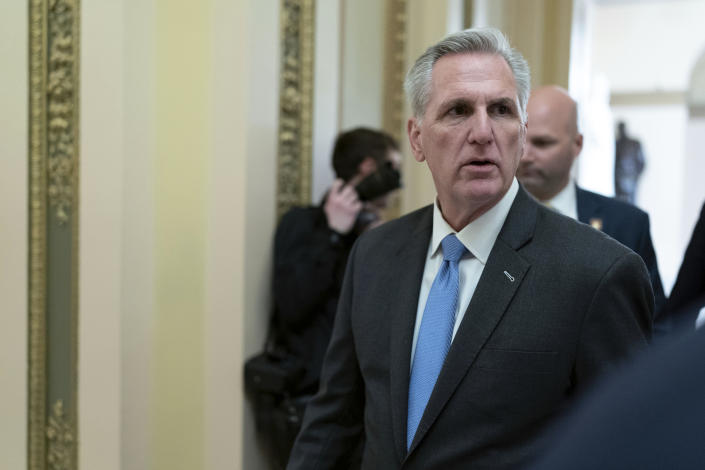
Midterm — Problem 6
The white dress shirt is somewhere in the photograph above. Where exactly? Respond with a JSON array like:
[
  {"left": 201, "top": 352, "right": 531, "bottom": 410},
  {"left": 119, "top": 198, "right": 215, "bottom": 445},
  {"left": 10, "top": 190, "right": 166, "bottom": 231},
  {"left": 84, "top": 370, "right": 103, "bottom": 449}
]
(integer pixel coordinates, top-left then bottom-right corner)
[
  {"left": 542, "top": 181, "right": 577, "bottom": 220},
  {"left": 410, "top": 178, "right": 519, "bottom": 367}
]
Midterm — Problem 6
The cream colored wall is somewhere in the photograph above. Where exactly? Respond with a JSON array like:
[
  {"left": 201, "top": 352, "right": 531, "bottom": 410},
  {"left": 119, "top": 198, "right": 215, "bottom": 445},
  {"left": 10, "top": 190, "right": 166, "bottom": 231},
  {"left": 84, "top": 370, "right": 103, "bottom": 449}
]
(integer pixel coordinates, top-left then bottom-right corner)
[
  {"left": 312, "top": 0, "right": 342, "bottom": 202},
  {"left": 80, "top": 1, "right": 125, "bottom": 468},
  {"left": 79, "top": 0, "right": 277, "bottom": 469},
  {"left": 121, "top": 0, "right": 156, "bottom": 467},
  {"left": 341, "top": 0, "right": 386, "bottom": 130},
  {"left": 0, "top": 2, "right": 27, "bottom": 469},
  {"left": 223, "top": 1, "right": 279, "bottom": 469},
  {"left": 474, "top": 0, "right": 573, "bottom": 88}
]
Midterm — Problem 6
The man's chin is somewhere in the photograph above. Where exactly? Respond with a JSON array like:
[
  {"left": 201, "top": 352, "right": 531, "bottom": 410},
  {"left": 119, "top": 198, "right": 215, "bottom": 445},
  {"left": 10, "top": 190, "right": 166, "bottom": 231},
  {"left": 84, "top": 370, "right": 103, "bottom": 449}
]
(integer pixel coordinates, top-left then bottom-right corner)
[{"left": 517, "top": 176, "right": 541, "bottom": 190}]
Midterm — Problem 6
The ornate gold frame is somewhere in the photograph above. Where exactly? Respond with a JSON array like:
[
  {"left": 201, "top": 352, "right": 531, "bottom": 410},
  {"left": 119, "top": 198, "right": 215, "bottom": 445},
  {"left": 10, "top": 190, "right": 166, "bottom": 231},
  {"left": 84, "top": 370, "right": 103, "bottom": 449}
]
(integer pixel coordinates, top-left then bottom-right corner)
[
  {"left": 275, "top": 0, "right": 408, "bottom": 217},
  {"left": 382, "top": 0, "right": 408, "bottom": 143},
  {"left": 276, "top": 0, "right": 316, "bottom": 217},
  {"left": 29, "top": 0, "right": 80, "bottom": 469}
]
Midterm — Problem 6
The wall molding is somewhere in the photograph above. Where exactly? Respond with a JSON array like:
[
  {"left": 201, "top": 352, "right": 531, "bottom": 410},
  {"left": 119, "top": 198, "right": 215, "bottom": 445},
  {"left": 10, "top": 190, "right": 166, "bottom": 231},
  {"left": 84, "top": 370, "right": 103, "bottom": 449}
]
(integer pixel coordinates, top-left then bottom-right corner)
[
  {"left": 276, "top": 0, "right": 315, "bottom": 217},
  {"left": 28, "top": 0, "right": 80, "bottom": 469}
]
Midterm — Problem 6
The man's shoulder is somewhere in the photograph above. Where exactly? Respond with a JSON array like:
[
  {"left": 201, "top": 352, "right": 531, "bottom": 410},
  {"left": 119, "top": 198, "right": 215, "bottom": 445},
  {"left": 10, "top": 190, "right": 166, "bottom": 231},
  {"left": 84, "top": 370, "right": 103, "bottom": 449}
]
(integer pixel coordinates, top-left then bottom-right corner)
[
  {"left": 279, "top": 205, "right": 323, "bottom": 226},
  {"left": 577, "top": 187, "right": 649, "bottom": 223},
  {"left": 356, "top": 205, "right": 433, "bottom": 248},
  {"left": 275, "top": 205, "right": 326, "bottom": 242},
  {"left": 535, "top": 201, "right": 637, "bottom": 263}
]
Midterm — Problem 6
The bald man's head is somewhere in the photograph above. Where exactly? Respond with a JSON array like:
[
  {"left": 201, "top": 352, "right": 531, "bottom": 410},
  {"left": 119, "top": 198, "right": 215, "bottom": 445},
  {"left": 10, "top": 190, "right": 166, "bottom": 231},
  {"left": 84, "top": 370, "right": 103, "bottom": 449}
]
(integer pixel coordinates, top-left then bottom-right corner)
[{"left": 517, "top": 86, "right": 583, "bottom": 201}]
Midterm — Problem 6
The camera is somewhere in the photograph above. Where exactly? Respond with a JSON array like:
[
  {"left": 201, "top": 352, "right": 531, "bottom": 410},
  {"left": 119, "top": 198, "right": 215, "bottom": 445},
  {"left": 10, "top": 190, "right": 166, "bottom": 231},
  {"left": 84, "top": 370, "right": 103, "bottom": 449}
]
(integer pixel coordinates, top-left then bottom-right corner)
[{"left": 354, "top": 161, "right": 402, "bottom": 201}]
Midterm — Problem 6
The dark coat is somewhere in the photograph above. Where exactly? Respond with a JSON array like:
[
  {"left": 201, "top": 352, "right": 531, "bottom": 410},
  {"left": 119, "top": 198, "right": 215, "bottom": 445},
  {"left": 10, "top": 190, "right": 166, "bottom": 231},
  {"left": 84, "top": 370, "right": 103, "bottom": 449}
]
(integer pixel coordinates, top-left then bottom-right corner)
[
  {"left": 528, "top": 327, "right": 705, "bottom": 470},
  {"left": 664, "top": 202, "right": 705, "bottom": 329},
  {"left": 287, "top": 187, "right": 653, "bottom": 469},
  {"left": 273, "top": 205, "right": 357, "bottom": 393},
  {"left": 576, "top": 186, "right": 665, "bottom": 315}
]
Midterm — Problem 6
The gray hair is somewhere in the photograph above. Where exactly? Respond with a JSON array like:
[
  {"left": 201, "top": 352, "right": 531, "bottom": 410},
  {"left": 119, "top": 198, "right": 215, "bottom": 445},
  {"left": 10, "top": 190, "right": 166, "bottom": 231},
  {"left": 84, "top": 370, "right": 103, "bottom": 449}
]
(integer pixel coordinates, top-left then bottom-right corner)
[{"left": 404, "top": 27, "right": 530, "bottom": 124}]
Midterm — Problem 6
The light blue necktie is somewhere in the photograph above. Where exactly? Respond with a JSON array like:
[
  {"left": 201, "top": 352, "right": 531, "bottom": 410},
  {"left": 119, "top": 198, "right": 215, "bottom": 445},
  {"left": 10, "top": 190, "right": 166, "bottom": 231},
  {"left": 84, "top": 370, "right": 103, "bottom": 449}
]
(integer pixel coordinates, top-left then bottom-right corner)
[{"left": 407, "top": 233, "right": 467, "bottom": 449}]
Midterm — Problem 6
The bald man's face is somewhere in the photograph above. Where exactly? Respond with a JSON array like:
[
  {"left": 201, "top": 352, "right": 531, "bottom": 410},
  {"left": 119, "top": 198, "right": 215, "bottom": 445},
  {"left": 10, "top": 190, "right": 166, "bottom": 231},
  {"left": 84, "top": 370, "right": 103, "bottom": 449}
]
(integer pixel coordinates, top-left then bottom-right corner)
[{"left": 518, "top": 89, "right": 582, "bottom": 201}]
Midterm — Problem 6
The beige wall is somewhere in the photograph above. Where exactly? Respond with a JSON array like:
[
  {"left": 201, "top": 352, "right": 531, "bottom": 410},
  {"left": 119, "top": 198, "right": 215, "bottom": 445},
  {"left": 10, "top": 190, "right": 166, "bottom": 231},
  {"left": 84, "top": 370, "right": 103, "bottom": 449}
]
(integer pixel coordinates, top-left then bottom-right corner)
[
  {"left": 0, "top": 2, "right": 27, "bottom": 469},
  {"left": 80, "top": 0, "right": 278, "bottom": 468},
  {"left": 474, "top": 0, "right": 572, "bottom": 88},
  {"left": 80, "top": 0, "right": 125, "bottom": 467}
]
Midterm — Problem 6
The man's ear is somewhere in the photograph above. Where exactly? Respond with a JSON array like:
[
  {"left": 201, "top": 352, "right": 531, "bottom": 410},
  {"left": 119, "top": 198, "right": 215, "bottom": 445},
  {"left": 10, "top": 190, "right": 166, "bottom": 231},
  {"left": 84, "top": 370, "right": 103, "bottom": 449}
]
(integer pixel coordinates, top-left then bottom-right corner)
[
  {"left": 573, "top": 132, "right": 584, "bottom": 158},
  {"left": 407, "top": 117, "right": 425, "bottom": 162}
]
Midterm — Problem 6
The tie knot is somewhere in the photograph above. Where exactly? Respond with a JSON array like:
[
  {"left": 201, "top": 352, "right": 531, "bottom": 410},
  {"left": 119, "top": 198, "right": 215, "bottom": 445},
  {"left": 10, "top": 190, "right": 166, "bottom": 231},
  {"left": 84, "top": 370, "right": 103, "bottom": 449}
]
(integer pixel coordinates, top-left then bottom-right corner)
[{"left": 441, "top": 234, "right": 467, "bottom": 263}]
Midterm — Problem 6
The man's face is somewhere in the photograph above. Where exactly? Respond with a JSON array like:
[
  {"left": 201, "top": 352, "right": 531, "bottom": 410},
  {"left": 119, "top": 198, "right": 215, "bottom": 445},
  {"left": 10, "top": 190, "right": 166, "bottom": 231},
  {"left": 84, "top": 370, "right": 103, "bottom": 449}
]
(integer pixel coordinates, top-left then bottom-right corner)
[
  {"left": 517, "top": 87, "right": 582, "bottom": 201},
  {"left": 407, "top": 53, "right": 526, "bottom": 228}
]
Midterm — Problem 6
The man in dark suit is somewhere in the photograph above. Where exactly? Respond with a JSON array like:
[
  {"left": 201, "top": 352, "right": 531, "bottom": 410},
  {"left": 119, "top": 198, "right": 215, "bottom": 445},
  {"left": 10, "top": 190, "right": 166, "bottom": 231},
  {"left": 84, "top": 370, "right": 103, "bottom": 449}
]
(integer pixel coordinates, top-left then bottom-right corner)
[
  {"left": 528, "top": 327, "right": 705, "bottom": 469},
  {"left": 518, "top": 85, "right": 665, "bottom": 316},
  {"left": 287, "top": 28, "right": 652, "bottom": 470}
]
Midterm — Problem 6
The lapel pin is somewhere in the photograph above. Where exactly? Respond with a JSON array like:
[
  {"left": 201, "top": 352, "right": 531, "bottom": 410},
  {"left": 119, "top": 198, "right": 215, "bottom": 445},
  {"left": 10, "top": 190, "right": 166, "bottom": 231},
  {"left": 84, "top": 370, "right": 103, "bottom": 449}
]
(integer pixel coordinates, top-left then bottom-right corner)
[
  {"left": 589, "top": 218, "right": 603, "bottom": 231},
  {"left": 503, "top": 271, "right": 515, "bottom": 282}
]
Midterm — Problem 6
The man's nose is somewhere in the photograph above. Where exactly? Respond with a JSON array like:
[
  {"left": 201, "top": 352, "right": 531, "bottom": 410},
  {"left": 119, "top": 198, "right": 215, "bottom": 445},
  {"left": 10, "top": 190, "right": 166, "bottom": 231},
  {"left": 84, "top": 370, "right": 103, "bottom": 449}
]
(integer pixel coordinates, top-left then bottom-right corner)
[{"left": 467, "top": 111, "right": 493, "bottom": 145}]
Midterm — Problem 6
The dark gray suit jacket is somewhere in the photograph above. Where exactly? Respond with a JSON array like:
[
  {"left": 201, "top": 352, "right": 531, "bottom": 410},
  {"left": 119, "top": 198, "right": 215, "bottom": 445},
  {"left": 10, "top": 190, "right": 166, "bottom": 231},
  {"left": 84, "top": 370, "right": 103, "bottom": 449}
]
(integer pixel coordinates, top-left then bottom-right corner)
[
  {"left": 287, "top": 187, "right": 653, "bottom": 470},
  {"left": 576, "top": 186, "right": 665, "bottom": 314}
]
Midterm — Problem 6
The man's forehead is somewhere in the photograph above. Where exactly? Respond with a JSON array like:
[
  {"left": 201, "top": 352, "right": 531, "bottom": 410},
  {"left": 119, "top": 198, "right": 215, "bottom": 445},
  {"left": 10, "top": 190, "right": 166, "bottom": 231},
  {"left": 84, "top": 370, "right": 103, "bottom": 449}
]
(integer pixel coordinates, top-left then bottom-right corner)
[{"left": 428, "top": 53, "right": 518, "bottom": 101}]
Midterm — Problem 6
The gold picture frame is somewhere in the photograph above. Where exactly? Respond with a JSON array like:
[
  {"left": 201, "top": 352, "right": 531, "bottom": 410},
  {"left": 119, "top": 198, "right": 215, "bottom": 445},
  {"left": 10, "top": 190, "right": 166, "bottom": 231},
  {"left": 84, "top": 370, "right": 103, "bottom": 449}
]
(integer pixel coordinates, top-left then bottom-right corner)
[{"left": 28, "top": 0, "right": 80, "bottom": 469}]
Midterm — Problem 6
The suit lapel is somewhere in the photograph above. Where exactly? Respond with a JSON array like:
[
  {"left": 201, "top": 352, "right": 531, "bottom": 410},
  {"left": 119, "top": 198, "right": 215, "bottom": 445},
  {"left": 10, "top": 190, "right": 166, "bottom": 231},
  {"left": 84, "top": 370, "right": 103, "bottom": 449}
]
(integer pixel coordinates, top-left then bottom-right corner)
[
  {"left": 406, "top": 187, "right": 536, "bottom": 455},
  {"left": 388, "top": 206, "right": 433, "bottom": 461}
]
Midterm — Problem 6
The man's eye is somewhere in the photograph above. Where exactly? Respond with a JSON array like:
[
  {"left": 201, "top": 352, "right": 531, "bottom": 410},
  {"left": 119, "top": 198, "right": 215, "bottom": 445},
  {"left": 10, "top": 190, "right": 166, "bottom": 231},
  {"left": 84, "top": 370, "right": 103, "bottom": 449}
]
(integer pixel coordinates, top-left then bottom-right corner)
[
  {"left": 448, "top": 104, "right": 468, "bottom": 116},
  {"left": 494, "top": 104, "right": 511, "bottom": 115},
  {"left": 532, "top": 139, "right": 553, "bottom": 148}
]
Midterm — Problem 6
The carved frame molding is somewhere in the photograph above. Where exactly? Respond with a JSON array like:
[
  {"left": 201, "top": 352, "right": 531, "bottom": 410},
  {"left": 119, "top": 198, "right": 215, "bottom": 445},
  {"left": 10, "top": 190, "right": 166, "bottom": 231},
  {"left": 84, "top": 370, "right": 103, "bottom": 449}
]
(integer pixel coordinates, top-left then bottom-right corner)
[
  {"left": 382, "top": 0, "right": 408, "bottom": 143},
  {"left": 29, "top": 0, "right": 80, "bottom": 469},
  {"left": 276, "top": 0, "right": 315, "bottom": 218}
]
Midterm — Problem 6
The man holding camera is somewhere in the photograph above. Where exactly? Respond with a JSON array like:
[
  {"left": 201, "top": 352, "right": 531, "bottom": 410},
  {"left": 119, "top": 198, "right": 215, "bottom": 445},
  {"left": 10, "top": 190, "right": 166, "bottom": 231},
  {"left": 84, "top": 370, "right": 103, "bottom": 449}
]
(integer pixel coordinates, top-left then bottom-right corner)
[
  {"left": 273, "top": 127, "right": 401, "bottom": 395},
  {"left": 254, "top": 128, "right": 400, "bottom": 467}
]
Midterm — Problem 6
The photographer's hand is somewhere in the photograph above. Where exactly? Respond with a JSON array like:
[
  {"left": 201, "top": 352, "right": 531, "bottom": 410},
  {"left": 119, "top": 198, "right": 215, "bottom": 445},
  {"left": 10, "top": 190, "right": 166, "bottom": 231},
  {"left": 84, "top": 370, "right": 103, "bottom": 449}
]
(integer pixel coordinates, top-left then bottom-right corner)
[{"left": 324, "top": 179, "right": 362, "bottom": 234}]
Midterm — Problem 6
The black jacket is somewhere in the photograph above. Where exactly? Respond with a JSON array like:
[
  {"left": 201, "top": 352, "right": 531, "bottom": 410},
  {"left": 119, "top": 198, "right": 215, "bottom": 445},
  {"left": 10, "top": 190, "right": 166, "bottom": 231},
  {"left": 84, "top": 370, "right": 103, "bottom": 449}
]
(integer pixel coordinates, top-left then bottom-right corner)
[{"left": 273, "top": 205, "right": 357, "bottom": 393}]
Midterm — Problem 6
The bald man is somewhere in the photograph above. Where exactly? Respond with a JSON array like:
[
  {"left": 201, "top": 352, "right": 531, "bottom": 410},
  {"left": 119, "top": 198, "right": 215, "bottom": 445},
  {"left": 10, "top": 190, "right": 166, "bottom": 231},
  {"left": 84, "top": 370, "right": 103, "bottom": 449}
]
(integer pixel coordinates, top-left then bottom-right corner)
[{"left": 518, "top": 85, "right": 666, "bottom": 319}]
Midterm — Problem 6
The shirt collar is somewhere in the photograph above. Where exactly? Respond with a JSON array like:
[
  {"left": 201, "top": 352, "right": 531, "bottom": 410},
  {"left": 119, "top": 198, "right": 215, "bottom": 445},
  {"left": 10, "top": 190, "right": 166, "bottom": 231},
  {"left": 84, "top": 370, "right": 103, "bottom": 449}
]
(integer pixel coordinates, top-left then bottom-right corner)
[
  {"left": 543, "top": 181, "right": 577, "bottom": 220},
  {"left": 431, "top": 178, "right": 519, "bottom": 264}
]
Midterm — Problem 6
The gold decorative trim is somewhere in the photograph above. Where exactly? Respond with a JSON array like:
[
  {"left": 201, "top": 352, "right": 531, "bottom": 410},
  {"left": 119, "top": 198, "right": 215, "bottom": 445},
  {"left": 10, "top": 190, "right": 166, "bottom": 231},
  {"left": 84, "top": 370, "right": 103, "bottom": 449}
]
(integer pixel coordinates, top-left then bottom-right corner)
[
  {"left": 29, "top": 1, "right": 80, "bottom": 469},
  {"left": 47, "top": 0, "right": 79, "bottom": 225},
  {"left": 29, "top": 1, "right": 49, "bottom": 467},
  {"left": 381, "top": 0, "right": 407, "bottom": 219},
  {"left": 276, "top": 0, "right": 315, "bottom": 218},
  {"left": 382, "top": 0, "right": 407, "bottom": 142},
  {"left": 46, "top": 401, "right": 75, "bottom": 470}
]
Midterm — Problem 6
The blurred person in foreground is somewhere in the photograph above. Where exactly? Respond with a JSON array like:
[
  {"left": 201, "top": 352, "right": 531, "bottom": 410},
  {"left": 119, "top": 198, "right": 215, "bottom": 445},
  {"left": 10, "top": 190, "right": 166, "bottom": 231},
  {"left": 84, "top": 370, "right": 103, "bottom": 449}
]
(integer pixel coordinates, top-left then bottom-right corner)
[
  {"left": 287, "top": 27, "right": 652, "bottom": 470},
  {"left": 518, "top": 85, "right": 666, "bottom": 329},
  {"left": 527, "top": 326, "right": 705, "bottom": 470}
]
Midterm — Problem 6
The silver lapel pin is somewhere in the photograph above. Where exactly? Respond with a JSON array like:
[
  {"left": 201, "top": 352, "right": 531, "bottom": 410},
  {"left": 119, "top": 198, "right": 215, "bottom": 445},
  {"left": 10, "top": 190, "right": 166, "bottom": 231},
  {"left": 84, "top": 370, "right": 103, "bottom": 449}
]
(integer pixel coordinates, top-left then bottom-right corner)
[{"left": 503, "top": 270, "right": 515, "bottom": 282}]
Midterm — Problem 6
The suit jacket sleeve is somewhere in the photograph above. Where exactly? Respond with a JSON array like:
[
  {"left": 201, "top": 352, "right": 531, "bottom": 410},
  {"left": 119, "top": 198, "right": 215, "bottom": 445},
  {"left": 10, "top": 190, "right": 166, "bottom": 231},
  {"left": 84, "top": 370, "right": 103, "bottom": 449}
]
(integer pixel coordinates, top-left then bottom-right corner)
[
  {"left": 286, "top": 239, "right": 365, "bottom": 470},
  {"left": 575, "top": 250, "right": 653, "bottom": 384}
]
